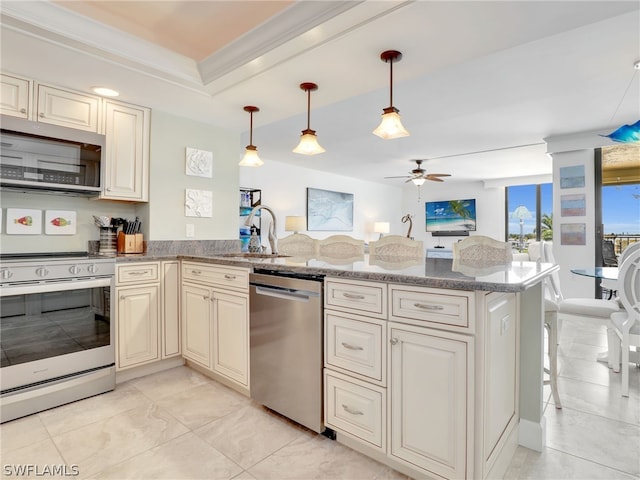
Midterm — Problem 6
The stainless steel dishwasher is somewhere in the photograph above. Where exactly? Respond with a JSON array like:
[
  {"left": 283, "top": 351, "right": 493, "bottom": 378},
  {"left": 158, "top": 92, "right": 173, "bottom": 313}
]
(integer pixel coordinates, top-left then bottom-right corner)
[{"left": 249, "top": 269, "right": 324, "bottom": 433}]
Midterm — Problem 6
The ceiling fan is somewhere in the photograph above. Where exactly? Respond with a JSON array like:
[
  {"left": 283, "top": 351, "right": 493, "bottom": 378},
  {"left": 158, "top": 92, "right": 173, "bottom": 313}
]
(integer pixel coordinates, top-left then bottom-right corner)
[{"left": 385, "top": 159, "right": 451, "bottom": 186}]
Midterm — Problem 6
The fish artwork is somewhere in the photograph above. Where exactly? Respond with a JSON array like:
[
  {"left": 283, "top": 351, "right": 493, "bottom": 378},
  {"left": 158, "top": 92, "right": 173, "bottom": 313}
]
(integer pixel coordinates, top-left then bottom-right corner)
[
  {"left": 50, "top": 217, "right": 71, "bottom": 227},
  {"left": 14, "top": 216, "right": 33, "bottom": 226},
  {"left": 601, "top": 120, "right": 640, "bottom": 143}
]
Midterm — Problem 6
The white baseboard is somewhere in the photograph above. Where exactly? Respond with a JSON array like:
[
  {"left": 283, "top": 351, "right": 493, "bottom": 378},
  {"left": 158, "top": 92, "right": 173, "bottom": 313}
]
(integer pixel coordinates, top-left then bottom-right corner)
[
  {"left": 518, "top": 417, "right": 546, "bottom": 452},
  {"left": 116, "top": 357, "right": 185, "bottom": 384}
]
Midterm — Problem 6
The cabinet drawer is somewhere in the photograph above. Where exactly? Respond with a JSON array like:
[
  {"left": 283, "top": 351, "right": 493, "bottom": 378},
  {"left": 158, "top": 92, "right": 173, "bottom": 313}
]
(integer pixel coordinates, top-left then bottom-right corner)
[
  {"left": 325, "top": 370, "right": 385, "bottom": 450},
  {"left": 389, "top": 285, "right": 473, "bottom": 332},
  {"left": 325, "top": 312, "right": 385, "bottom": 385},
  {"left": 182, "top": 262, "right": 249, "bottom": 291},
  {"left": 117, "top": 262, "right": 159, "bottom": 285},
  {"left": 325, "top": 278, "right": 387, "bottom": 319}
]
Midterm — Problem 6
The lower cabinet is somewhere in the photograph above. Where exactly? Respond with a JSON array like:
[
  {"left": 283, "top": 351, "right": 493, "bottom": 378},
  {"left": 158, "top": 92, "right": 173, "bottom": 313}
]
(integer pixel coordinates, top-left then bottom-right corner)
[
  {"left": 115, "top": 261, "right": 181, "bottom": 371},
  {"left": 324, "top": 278, "right": 519, "bottom": 480},
  {"left": 388, "top": 323, "right": 471, "bottom": 480},
  {"left": 116, "top": 284, "right": 159, "bottom": 368},
  {"left": 181, "top": 262, "right": 250, "bottom": 391}
]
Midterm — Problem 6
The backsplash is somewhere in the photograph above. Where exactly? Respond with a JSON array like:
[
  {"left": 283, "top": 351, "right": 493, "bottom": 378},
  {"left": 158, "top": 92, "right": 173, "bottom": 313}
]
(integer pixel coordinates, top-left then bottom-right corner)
[{"left": 88, "top": 239, "right": 240, "bottom": 256}]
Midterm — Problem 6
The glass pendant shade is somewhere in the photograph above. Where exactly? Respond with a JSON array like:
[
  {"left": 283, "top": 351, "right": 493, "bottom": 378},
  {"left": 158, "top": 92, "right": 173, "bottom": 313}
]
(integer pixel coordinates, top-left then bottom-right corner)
[
  {"left": 239, "top": 105, "right": 263, "bottom": 167},
  {"left": 411, "top": 177, "right": 425, "bottom": 186},
  {"left": 373, "top": 107, "right": 410, "bottom": 139},
  {"left": 239, "top": 145, "right": 263, "bottom": 167},
  {"left": 293, "top": 129, "right": 325, "bottom": 155}
]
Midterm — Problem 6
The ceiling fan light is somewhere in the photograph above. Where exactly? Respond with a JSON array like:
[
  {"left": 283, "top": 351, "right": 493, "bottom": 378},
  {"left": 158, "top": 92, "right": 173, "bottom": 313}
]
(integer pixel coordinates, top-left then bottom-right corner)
[
  {"left": 373, "top": 107, "right": 409, "bottom": 139},
  {"left": 411, "top": 177, "right": 425, "bottom": 186},
  {"left": 293, "top": 129, "right": 325, "bottom": 155},
  {"left": 239, "top": 145, "right": 263, "bottom": 167}
]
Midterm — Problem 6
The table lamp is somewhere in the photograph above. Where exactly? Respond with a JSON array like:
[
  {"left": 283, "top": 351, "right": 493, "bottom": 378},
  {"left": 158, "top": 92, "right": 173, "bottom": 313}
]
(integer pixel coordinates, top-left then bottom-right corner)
[
  {"left": 374, "top": 221, "right": 390, "bottom": 240},
  {"left": 285, "top": 216, "right": 306, "bottom": 234}
]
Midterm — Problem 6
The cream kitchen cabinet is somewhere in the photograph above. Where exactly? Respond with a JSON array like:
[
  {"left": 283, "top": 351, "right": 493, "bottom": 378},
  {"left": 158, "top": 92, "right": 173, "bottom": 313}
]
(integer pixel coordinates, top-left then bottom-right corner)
[
  {"left": 324, "top": 278, "right": 388, "bottom": 453},
  {"left": 1, "top": 73, "right": 31, "bottom": 118},
  {"left": 181, "top": 262, "right": 250, "bottom": 392},
  {"left": 100, "top": 100, "right": 150, "bottom": 202},
  {"left": 115, "top": 261, "right": 180, "bottom": 371},
  {"left": 324, "top": 278, "right": 519, "bottom": 480},
  {"left": 388, "top": 322, "right": 472, "bottom": 480},
  {"left": 36, "top": 84, "right": 101, "bottom": 132}
]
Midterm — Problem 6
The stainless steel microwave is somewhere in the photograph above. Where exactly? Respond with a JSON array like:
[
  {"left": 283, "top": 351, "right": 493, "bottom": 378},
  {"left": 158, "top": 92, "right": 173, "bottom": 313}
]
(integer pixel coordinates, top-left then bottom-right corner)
[{"left": 0, "top": 115, "right": 105, "bottom": 195}]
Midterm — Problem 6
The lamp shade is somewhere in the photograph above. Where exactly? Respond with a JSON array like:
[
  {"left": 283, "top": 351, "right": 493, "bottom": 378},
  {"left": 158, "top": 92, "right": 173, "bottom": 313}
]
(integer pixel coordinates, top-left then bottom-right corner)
[
  {"left": 293, "top": 130, "right": 325, "bottom": 155},
  {"left": 238, "top": 145, "right": 263, "bottom": 167},
  {"left": 411, "top": 177, "right": 426, "bottom": 186},
  {"left": 512, "top": 205, "right": 532, "bottom": 220},
  {"left": 374, "top": 222, "right": 390, "bottom": 234},
  {"left": 373, "top": 108, "right": 410, "bottom": 139},
  {"left": 285, "top": 216, "right": 306, "bottom": 233}
]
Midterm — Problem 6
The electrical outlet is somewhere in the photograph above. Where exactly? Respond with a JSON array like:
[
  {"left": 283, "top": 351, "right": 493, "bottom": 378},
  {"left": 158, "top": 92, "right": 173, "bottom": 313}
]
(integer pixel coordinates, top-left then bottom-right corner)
[{"left": 186, "top": 224, "right": 195, "bottom": 238}]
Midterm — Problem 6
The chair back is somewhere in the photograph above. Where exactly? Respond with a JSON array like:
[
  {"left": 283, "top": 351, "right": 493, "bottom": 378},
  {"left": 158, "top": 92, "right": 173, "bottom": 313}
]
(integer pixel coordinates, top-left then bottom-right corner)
[
  {"left": 541, "top": 241, "right": 563, "bottom": 303},
  {"left": 619, "top": 242, "right": 640, "bottom": 266},
  {"left": 617, "top": 248, "right": 640, "bottom": 324},
  {"left": 369, "top": 235, "right": 423, "bottom": 257},
  {"left": 278, "top": 233, "right": 317, "bottom": 257},
  {"left": 317, "top": 235, "right": 364, "bottom": 258},
  {"left": 603, "top": 240, "right": 618, "bottom": 266},
  {"left": 452, "top": 235, "right": 511, "bottom": 263}
]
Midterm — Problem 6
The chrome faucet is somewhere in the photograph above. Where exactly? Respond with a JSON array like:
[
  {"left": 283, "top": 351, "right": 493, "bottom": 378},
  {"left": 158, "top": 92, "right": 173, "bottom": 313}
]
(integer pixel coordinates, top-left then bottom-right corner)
[{"left": 245, "top": 205, "right": 278, "bottom": 254}]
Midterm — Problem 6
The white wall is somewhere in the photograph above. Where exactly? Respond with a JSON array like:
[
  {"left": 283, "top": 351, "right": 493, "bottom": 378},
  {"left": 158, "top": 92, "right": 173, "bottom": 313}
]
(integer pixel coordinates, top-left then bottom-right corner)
[
  {"left": 240, "top": 159, "right": 404, "bottom": 244},
  {"left": 140, "top": 110, "right": 239, "bottom": 241},
  {"left": 401, "top": 181, "right": 506, "bottom": 250}
]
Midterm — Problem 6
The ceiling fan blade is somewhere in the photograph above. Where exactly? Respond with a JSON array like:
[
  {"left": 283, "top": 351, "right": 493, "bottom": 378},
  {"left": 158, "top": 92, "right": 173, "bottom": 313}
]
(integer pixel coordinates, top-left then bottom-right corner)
[
  {"left": 426, "top": 176, "right": 445, "bottom": 182},
  {"left": 384, "top": 175, "right": 411, "bottom": 179},
  {"left": 426, "top": 173, "right": 451, "bottom": 179}
]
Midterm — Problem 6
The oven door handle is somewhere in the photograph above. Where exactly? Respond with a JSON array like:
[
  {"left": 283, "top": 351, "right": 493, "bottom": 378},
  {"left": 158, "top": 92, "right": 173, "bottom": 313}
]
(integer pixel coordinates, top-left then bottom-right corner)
[{"left": 0, "top": 277, "right": 112, "bottom": 297}]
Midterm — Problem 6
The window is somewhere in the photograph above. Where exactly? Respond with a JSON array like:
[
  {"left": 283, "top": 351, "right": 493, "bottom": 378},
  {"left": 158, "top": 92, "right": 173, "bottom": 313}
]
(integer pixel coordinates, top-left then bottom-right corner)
[{"left": 506, "top": 183, "right": 553, "bottom": 252}]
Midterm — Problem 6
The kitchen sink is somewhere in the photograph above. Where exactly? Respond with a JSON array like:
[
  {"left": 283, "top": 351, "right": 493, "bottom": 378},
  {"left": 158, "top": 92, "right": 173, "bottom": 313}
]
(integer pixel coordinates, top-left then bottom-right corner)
[{"left": 220, "top": 253, "right": 291, "bottom": 258}]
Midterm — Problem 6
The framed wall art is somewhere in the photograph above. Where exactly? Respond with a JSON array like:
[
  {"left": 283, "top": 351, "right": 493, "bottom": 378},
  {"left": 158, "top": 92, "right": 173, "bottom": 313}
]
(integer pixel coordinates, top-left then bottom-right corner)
[
  {"left": 560, "top": 194, "right": 586, "bottom": 217},
  {"left": 559, "top": 165, "right": 585, "bottom": 189},
  {"left": 560, "top": 223, "right": 586, "bottom": 245},
  {"left": 306, "top": 188, "right": 353, "bottom": 231},
  {"left": 185, "top": 147, "right": 213, "bottom": 178},
  {"left": 45, "top": 210, "right": 77, "bottom": 235},
  {"left": 185, "top": 189, "right": 213, "bottom": 217},
  {"left": 6, "top": 208, "right": 42, "bottom": 235}
]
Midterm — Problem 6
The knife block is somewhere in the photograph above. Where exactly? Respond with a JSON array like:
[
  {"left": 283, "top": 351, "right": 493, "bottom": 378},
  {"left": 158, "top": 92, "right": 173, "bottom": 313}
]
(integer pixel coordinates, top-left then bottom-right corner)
[{"left": 117, "top": 232, "right": 144, "bottom": 254}]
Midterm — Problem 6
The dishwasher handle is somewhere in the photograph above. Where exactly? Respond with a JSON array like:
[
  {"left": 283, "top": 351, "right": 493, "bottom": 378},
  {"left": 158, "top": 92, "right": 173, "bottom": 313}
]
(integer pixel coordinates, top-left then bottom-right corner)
[{"left": 253, "top": 284, "right": 320, "bottom": 302}]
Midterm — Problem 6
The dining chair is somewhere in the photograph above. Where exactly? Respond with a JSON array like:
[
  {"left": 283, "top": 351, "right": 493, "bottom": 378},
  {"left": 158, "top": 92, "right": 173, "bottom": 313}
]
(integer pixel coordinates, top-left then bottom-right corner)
[
  {"left": 602, "top": 242, "right": 640, "bottom": 300},
  {"left": 607, "top": 248, "right": 640, "bottom": 397},
  {"left": 369, "top": 235, "right": 424, "bottom": 257},
  {"left": 541, "top": 242, "right": 621, "bottom": 404}
]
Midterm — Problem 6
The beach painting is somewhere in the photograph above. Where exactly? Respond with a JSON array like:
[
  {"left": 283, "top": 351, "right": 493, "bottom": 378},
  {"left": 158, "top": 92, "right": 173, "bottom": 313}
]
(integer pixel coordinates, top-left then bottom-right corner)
[
  {"left": 425, "top": 199, "right": 477, "bottom": 232},
  {"left": 560, "top": 223, "right": 586, "bottom": 245},
  {"left": 559, "top": 165, "right": 585, "bottom": 189},
  {"left": 307, "top": 188, "right": 353, "bottom": 231},
  {"left": 560, "top": 194, "right": 586, "bottom": 217}
]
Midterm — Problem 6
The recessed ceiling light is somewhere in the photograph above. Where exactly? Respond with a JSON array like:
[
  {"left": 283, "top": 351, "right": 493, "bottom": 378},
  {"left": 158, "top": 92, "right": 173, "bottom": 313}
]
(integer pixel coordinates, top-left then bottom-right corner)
[{"left": 91, "top": 87, "right": 119, "bottom": 97}]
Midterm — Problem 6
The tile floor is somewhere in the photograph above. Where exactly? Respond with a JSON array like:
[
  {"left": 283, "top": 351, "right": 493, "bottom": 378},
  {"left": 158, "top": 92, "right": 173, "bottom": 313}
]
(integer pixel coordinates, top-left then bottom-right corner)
[{"left": 1, "top": 316, "right": 638, "bottom": 479}]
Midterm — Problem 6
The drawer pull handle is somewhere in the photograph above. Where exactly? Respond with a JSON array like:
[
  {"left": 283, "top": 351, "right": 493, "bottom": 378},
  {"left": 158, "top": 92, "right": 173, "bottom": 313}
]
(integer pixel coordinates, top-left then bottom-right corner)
[
  {"left": 191, "top": 270, "right": 202, "bottom": 275},
  {"left": 128, "top": 270, "right": 149, "bottom": 276},
  {"left": 342, "top": 404, "right": 364, "bottom": 416},
  {"left": 341, "top": 342, "right": 363, "bottom": 351},
  {"left": 414, "top": 302, "right": 444, "bottom": 311},
  {"left": 203, "top": 295, "right": 210, "bottom": 300},
  {"left": 224, "top": 274, "right": 236, "bottom": 280},
  {"left": 390, "top": 337, "right": 398, "bottom": 345},
  {"left": 343, "top": 292, "right": 365, "bottom": 300}
]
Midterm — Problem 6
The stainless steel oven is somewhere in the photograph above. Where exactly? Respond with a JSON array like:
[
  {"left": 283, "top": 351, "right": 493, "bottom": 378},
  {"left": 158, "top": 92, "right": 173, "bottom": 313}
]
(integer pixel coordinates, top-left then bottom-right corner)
[{"left": 0, "top": 252, "right": 116, "bottom": 423}]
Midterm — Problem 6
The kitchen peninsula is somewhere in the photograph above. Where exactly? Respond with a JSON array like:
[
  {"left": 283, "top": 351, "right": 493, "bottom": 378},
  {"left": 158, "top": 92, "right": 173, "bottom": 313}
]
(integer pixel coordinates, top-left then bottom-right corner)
[{"left": 117, "top": 251, "right": 556, "bottom": 480}]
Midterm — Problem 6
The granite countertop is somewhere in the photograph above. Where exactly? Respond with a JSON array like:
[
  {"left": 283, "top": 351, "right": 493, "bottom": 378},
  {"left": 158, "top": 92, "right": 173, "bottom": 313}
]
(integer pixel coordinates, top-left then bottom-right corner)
[{"left": 118, "top": 252, "right": 557, "bottom": 293}]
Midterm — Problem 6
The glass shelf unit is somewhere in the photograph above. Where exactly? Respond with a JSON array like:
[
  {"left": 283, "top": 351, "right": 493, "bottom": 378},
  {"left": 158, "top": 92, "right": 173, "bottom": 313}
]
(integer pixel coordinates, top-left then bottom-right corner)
[{"left": 239, "top": 188, "right": 261, "bottom": 252}]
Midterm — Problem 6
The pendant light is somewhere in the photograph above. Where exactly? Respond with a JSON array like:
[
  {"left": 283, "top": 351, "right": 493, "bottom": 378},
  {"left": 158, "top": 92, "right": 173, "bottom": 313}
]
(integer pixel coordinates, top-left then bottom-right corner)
[
  {"left": 293, "top": 82, "right": 325, "bottom": 155},
  {"left": 373, "top": 50, "right": 410, "bottom": 140},
  {"left": 239, "top": 106, "right": 263, "bottom": 167}
]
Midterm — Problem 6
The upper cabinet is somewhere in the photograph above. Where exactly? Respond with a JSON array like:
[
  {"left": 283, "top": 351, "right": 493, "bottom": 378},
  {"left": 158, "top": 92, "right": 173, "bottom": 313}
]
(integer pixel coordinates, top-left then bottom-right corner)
[
  {"left": 1, "top": 72, "right": 151, "bottom": 202},
  {"left": 100, "top": 100, "right": 150, "bottom": 202},
  {"left": 1, "top": 73, "right": 31, "bottom": 119},
  {"left": 36, "top": 84, "right": 101, "bottom": 132}
]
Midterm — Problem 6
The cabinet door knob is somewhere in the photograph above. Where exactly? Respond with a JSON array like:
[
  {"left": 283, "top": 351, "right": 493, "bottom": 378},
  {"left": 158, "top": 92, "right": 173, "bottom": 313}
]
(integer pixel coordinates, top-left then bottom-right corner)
[
  {"left": 20, "top": 108, "right": 26, "bottom": 114},
  {"left": 390, "top": 337, "right": 398, "bottom": 345},
  {"left": 39, "top": 112, "right": 45, "bottom": 117}
]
